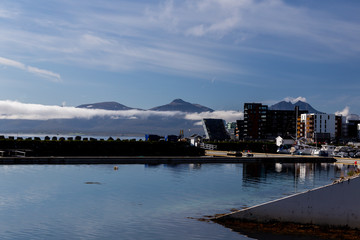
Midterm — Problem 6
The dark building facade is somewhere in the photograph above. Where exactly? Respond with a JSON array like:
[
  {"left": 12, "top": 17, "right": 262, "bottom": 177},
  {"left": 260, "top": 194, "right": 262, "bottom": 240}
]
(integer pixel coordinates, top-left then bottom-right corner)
[
  {"left": 235, "top": 120, "right": 245, "bottom": 140},
  {"left": 243, "top": 103, "right": 308, "bottom": 140},
  {"left": 243, "top": 103, "right": 268, "bottom": 139},
  {"left": 335, "top": 115, "right": 343, "bottom": 140},
  {"left": 267, "top": 109, "right": 308, "bottom": 139},
  {"left": 347, "top": 120, "right": 360, "bottom": 140},
  {"left": 202, "top": 118, "right": 230, "bottom": 141}
]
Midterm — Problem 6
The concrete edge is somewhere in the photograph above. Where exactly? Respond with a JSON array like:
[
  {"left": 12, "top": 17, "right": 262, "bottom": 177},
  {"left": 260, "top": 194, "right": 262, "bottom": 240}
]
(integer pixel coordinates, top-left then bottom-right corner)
[{"left": 213, "top": 175, "right": 360, "bottom": 228}]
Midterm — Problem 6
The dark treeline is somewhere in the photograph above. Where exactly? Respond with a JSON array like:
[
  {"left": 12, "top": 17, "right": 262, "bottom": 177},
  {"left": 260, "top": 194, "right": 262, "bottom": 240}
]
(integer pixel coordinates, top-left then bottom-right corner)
[{"left": 0, "top": 138, "right": 204, "bottom": 157}]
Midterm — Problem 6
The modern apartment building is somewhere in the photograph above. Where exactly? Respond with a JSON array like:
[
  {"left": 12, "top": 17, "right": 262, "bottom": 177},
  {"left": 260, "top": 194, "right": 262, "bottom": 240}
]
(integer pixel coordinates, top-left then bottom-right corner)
[
  {"left": 243, "top": 103, "right": 268, "bottom": 139},
  {"left": 297, "top": 113, "right": 336, "bottom": 142},
  {"left": 266, "top": 109, "right": 308, "bottom": 139},
  {"left": 243, "top": 103, "right": 307, "bottom": 139}
]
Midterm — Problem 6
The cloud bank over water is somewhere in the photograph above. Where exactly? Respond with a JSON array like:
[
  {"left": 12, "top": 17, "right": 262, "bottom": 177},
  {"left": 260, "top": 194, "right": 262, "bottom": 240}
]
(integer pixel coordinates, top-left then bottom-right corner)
[{"left": 0, "top": 100, "right": 243, "bottom": 123}]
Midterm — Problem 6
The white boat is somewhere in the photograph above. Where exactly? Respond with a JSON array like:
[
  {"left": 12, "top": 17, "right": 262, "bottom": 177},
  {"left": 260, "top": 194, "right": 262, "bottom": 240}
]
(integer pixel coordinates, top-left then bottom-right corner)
[
  {"left": 292, "top": 142, "right": 315, "bottom": 155},
  {"left": 319, "top": 145, "right": 336, "bottom": 157},
  {"left": 311, "top": 147, "right": 321, "bottom": 156}
]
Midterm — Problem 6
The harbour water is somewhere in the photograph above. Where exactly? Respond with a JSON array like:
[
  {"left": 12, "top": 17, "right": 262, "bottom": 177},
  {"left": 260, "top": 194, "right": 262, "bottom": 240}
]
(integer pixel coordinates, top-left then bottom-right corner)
[{"left": 0, "top": 162, "right": 352, "bottom": 239}]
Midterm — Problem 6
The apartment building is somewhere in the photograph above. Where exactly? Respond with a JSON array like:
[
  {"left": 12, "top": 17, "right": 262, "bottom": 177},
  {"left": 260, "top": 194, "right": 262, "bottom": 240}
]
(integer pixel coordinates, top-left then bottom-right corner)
[
  {"left": 243, "top": 103, "right": 268, "bottom": 139},
  {"left": 243, "top": 103, "right": 307, "bottom": 139},
  {"left": 297, "top": 113, "right": 336, "bottom": 142}
]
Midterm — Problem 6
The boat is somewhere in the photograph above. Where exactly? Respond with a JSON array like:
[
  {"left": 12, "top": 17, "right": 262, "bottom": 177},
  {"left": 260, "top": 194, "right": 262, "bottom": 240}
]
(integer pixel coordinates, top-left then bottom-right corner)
[
  {"left": 290, "top": 138, "right": 316, "bottom": 155},
  {"left": 293, "top": 143, "right": 314, "bottom": 155},
  {"left": 318, "top": 145, "right": 337, "bottom": 157},
  {"left": 332, "top": 146, "right": 358, "bottom": 158}
]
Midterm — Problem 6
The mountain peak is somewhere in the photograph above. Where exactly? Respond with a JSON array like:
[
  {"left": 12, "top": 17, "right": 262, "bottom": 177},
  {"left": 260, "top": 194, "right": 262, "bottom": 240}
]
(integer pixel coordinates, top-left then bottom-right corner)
[
  {"left": 171, "top": 99, "right": 186, "bottom": 104},
  {"left": 151, "top": 99, "right": 214, "bottom": 113},
  {"left": 76, "top": 101, "right": 134, "bottom": 111},
  {"left": 270, "top": 100, "right": 322, "bottom": 113}
]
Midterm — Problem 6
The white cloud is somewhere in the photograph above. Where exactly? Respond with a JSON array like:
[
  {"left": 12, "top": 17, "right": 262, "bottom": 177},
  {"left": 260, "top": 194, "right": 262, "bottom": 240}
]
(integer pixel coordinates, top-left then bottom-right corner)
[
  {"left": 0, "top": 100, "right": 177, "bottom": 120},
  {"left": 335, "top": 106, "right": 350, "bottom": 117},
  {"left": 0, "top": 100, "right": 243, "bottom": 123},
  {"left": 184, "top": 110, "right": 243, "bottom": 122},
  {"left": 81, "top": 34, "right": 112, "bottom": 47},
  {"left": 0, "top": 56, "right": 25, "bottom": 69},
  {"left": 0, "top": 56, "right": 61, "bottom": 82},
  {"left": 27, "top": 66, "right": 61, "bottom": 82},
  {"left": 283, "top": 96, "right": 307, "bottom": 104},
  {"left": 335, "top": 106, "right": 360, "bottom": 123}
]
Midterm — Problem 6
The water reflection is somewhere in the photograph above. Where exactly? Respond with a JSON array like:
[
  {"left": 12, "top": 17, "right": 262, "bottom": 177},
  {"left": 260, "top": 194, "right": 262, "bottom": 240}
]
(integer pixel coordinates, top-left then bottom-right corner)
[
  {"left": 0, "top": 163, "right": 353, "bottom": 240},
  {"left": 242, "top": 163, "right": 345, "bottom": 190}
]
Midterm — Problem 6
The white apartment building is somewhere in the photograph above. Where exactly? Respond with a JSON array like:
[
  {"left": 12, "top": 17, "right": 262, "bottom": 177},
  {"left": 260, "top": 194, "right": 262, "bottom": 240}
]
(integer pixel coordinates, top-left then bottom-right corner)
[{"left": 299, "top": 113, "right": 336, "bottom": 142}]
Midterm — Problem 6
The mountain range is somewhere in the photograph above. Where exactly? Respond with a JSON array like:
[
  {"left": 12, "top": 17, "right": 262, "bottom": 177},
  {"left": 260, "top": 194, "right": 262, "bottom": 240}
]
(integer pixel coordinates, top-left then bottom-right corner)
[
  {"left": 76, "top": 99, "right": 319, "bottom": 114},
  {"left": 0, "top": 99, "right": 322, "bottom": 136},
  {"left": 76, "top": 98, "right": 214, "bottom": 113}
]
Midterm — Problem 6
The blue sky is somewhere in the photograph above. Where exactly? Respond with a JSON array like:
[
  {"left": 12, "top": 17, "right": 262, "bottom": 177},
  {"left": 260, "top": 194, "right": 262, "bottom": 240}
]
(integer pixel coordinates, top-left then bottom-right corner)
[{"left": 1, "top": 0, "right": 360, "bottom": 118}]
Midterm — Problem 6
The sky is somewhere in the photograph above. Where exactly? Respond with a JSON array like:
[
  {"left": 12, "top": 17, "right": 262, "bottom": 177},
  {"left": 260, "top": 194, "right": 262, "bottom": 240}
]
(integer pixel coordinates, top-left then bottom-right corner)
[{"left": 1, "top": 0, "right": 360, "bottom": 121}]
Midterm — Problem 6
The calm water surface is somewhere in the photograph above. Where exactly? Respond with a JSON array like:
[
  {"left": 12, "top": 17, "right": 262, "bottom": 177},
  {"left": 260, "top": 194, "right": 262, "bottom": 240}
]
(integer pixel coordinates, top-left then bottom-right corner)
[{"left": 0, "top": 162, "right": 353, "bottom": 239}]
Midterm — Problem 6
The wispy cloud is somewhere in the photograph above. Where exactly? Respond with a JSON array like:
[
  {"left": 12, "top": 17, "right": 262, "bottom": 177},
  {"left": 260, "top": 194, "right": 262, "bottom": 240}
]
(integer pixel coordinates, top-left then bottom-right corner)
[
  {"left": 1, "top": 0, "right": 358, "bottom": 80},
  {"left": 0, "top": 56, "right": 61, "bottom": 82},
  {"left": 0, "top": 4, "right": 18, "bottom": 19},
  {"left": 0, "top": 100, "right": 242, "bottom": 123}
]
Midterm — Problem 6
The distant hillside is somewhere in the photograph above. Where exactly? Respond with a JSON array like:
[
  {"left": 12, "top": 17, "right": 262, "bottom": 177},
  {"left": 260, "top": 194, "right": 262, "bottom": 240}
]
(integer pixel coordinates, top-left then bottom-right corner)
[
  {"left": 77, "top": 101, "right": 135, "bottom": 111},
  {"left": 269, "top": 100, "right": 322, "bottom": 113},
  {"left": 150, "top": 99, "right": 214, "bottom": 113},
  {"left": 0, "top": 116, "right": 204, "bottom": 136},
  {"left": 0, "top": 99, "right": 215, "bottom": 136}
]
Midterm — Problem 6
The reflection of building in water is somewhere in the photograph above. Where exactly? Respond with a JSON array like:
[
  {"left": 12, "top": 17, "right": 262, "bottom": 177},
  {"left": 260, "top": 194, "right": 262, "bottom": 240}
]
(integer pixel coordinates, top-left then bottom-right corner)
[
  {"left": 189, "top": 163, "right": 202, "bottom": 170},
  {"left": 242, "top": 163, "right": 267, "bottom": 184},
  {"left": 321, "top": 163, "right": 330, "bottom": 171},
  {"left": 242, "top": 163, "right": 340, "bottom": 187},
  {"left": 299, "top": 164, "right": 306, "bottom": 181},
  {"left": 294, "top": 163, "right": 315, "bottom": 183},
  {"left": 275, "top": 163, "right": 282, "bottom": 173}
]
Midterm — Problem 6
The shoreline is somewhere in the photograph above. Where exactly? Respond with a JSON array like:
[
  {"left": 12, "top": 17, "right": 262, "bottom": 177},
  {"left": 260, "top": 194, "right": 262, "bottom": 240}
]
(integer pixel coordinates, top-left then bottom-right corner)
[{"left": 0, "top": 155, "right": 336, "bottom": 165}]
